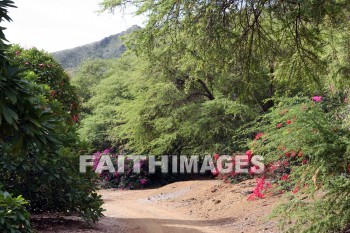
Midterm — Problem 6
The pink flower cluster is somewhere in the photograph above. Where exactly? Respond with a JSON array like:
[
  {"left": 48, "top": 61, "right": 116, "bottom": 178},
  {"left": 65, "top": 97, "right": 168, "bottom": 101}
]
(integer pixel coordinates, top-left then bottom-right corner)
[
  {"left": 312, "top": 96, "right": 322, "bottom": 102},
  {"left": 247, "top": 176, "right": 271, "bottom": 201}
]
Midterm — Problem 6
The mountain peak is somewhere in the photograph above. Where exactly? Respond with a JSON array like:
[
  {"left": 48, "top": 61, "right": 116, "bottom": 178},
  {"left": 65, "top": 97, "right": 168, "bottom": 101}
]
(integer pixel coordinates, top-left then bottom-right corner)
[{"left": 52, "top": 25, "right": 141, "bottom": 70}]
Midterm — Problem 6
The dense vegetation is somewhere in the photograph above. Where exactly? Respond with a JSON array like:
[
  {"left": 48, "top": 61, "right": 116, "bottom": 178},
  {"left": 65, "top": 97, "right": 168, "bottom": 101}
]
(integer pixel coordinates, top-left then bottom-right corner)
[
  {"left": 71, "top": 0, "right": 350, "bottom": 232},
  {"left": 0, "top": 1, "right": 103, "bottom": 232},
  {"left": 1, "top": 0, "right": 350, "bottom": 231}
]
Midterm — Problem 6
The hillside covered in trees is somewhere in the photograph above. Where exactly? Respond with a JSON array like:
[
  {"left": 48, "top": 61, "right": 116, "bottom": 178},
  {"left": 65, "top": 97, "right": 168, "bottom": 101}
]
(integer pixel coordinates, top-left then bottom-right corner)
[{"left": 51, "top": 25, "right": 140, "bottom": 71}]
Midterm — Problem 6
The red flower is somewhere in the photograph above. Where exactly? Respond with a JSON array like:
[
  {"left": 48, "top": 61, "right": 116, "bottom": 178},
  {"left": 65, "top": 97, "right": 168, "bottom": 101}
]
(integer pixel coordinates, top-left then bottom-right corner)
[
  {"left": 245, "top": 150, "right": 252, "bottom": 161},
  {"left": 72, "top": 114, "right": 80, "bottom": 123},
  {"left": 50, "top": 90, "right": 56, "bottom": 97},
  {"left": 254, "top": 132, "right": 264, "bottom": 140},
  {"left": 302, "top": 159, "right": 308, "bottom": 165},
  {"left": 291, "top": 151, "right": 296, "bottom": 157},
  {"left": 285, "top": 152, "right": 291, "bottom": 157},
  {"left": 213, "top": 153, "right": 220, "bottom": 161},
  {"left": 292, "top": 188, "right": 299, "bottom": 194},
  {"left": 276, "top": 123, "right": 283, "bottom": 129},
  {"left": 282, "top": 160, "right": 289, "bottom": 166},
  {"left": 247, "top": 177, "right": 271, "bottom": 201},
  {"left": 211, "top": 169, "right": 219, "bottom": 176},
  {"left": 281, "top": 174, "right": 289, "bottom": 181},
  {"left": 286, "top": 119, "right": 292, "bottom": 125},
  {"left": 268, "top": 163, "right": 277, "bottom": 173}
]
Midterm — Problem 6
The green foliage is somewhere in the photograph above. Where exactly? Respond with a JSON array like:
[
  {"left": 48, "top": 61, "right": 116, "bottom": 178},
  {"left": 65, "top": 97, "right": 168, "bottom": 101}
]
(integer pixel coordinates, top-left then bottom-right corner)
[
  {"left": 100, "top": 0, "right": 350, "bottom": 102},
  {"left": 0, "top": 190, "right": 31, "bottom": 233},
  {"left": 72, "top": 58, "right": 114, "bottom": 104},
  {"left": 0, "top": 145, "right": 104, "bottom": 223},
  {"left": 0, "top": 3, "right": 104, "bottom": 225},
  {"left": 71, "top": 0, "right": 350, "bottom": 231},
  {"left": 0, "top": 46, "right": 104, "bottom": 223},
  {"left": 245, "top": 96, "right": 350, "bottom": 232},
  {"left": 74, "top": 54, "right": 257, "bottom": 154},
  {"left": 7, "top": 45, "right": 80, "bottom": 122}
]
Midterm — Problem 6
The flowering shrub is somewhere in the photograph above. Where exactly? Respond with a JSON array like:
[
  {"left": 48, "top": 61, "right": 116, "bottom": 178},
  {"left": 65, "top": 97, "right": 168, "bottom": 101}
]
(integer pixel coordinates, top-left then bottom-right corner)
[
  {"left": 243, "top": 96, "right": 350, "bottom": 232},
  {"left": 7, "top": 45, "right": 80, "bottom": 124},
  {"left": 92, "top": 151, "right": 194, "bottom": 189},
  {"left": 0, "top": 46, "right": 103, "bottom": 224},
  {"left": 92, "top": 151, "right": 152, "bottom": 189}
]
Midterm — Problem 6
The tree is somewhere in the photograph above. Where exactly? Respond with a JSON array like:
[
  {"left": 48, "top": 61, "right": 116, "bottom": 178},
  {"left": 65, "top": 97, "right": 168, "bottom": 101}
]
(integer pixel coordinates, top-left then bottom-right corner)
[{"left": 0, "top": 1, "right": 103, "bottom": 227}]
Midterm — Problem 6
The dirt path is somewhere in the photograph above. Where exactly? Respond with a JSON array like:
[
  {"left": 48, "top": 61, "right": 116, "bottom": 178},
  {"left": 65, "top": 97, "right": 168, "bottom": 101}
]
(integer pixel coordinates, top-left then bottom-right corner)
[{"left": 36, "top": 180, "right": 281, "bottom": 233}]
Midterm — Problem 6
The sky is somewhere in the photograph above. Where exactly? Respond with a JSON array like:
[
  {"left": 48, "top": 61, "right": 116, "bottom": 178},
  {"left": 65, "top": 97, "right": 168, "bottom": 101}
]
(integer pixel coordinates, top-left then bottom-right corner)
[{"left": 3, "top": 0, "right": 145, "bottom": 52}]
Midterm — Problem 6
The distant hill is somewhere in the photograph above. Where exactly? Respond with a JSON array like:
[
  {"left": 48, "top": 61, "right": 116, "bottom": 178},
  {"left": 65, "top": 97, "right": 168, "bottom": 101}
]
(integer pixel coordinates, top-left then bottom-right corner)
[{"left": 52, "top": 25, "right": 140, "bottom": 71}]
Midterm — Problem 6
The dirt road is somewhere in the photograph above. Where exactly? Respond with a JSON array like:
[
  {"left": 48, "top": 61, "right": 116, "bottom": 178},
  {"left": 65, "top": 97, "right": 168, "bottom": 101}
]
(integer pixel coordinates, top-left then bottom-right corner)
[{"left": 36, "top": 180, "right": 280, "bottom": 233}]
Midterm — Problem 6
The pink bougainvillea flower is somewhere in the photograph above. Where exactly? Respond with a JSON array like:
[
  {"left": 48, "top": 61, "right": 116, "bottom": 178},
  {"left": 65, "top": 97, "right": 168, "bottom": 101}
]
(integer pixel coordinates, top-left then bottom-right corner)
[
  {"left": 103, "top": 149, "right": 111, "bottom": 154},
  {"left": 247, "top": 177, "right": 271, "bottom": 201},
  {"left": 282, "top": 160, "right": 289, "bottom": 167},
  {"left": 38, "top": 63, "right": 45, "bottom": 68},
  {"left": 286, "top": 119, "right": 292, "bottom": 125},
  {"left": 254, "top": 132, "right": 264, "bottom": 140},
  {"left": 281, "top": 174, "right": 289, "bottom": 181},
  {"left": 140, "top": 179, "right": 148, "bottom": 185},
  {"left": 245, "top": 150, "right": 253, "bottom": 162},
  {"left": 213, "top": 153, "right": 220, "bottom": 161},
  {"left": 72, "top": 115, "right": 79, "bottom": 123},
  {"left": 291, "top": 151, "right": 296, "bottom": 157},
  {"left": 292, "top": 188, "right": 299, "bottom": 194},
  {"left": 312, "top": 96, "right": 322, "bottom": 102},
  {"left": 211, "top": 169, "right": 219, "bottom": 176},
  {"left": 15, "top": 50, "right": 20, "bottom": 56}
]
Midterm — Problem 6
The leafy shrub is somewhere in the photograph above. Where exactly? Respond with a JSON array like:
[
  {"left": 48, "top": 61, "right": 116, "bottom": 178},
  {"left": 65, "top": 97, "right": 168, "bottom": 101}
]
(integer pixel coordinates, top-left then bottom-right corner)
[
  {"left": 0, "top": 49, "right": 104, "bottom": 223},
  {"left": 92, "top": 150, "right": 188, "bottom": 189},
  {"left": 0, "top": 26, "right": 103, "bottom": 226},
  {"left": 7, "top": 45, "right": 81, "bottom": 124},
  {"left": 0, "top": 147, "right": 104, "bottom": 223},
  {"left": 244, "top": 96, "right": 350, "bottom": 232},
  {"left": 0, "top": 190, "right": 31, "bottom": 233}
]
